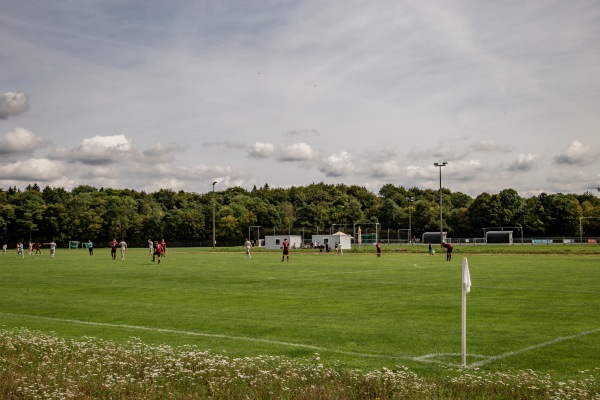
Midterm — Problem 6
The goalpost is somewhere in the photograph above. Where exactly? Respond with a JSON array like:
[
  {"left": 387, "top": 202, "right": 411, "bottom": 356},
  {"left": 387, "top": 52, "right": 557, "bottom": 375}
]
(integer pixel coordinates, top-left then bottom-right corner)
[{"left": 68, "top": 241, "right": 80, "bottom": 250}]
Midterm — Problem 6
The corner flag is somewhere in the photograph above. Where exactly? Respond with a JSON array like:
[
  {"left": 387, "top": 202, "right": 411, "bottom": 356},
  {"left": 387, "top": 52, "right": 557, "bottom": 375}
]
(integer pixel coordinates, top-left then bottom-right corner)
[
  {"left": 462, "top": 258, "right": 471, "bottom": 294},
  {"left": 461, "top": 257, "right": 471, "bottom": 367}
]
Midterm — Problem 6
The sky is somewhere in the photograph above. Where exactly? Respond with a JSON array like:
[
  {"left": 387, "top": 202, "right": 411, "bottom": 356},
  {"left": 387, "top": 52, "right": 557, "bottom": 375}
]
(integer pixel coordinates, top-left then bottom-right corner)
[{"left": 1, "top": 1, "right": 599, "bottom": 198}]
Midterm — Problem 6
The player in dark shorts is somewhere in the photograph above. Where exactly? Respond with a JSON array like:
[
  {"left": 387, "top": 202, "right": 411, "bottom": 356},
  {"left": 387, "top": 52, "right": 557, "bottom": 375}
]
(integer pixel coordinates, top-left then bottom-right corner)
[
  {"left": 153, "top": 241, "right": 162, "bottom": 264},
  {"left": 110, "top": 239, "right": 118, "bottom": 260},
  {"left": 442, "top": 242, "right": 454, "bottom": 261},
  {"left": 161, "top": 239, "right": 166, "bottom": 257},
  {"left": 281, "top": 238, "right": 290, "bottom": 262}
]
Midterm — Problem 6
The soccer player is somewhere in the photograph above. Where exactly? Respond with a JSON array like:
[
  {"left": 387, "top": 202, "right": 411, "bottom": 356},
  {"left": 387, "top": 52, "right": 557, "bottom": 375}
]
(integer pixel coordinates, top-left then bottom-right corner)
[
  {"left": 110, "top": 239, "right": 118, "bottom": 260},
  {"left": 148, "top": 239, "right": 153, "bottom": 256},
  {"left": 152, "top": 240, "right": 162, "bottom": 264},
  {"left": 244, "top": 238, "right": 252, "bottom": 258},
  {"left": 335, "top": 242, "right": 343, "bottom": 256},
  {"left": 281, "top": 238, "right": 289, "bottom": 262},
  {"left": 44, "top": 241, "right": 56, "bottom": 258},
  {"left": 442, "top": 241, "right": 453, "bottom": 261},
  {"left": 376, "top": 241, "right": 382, "bottom": 257},
  {"left": 160, "top": 239, "right": 167, "bottom": 257},
  {"left": 35, "top": 243, "right": 42, "bottom": 254},
  {"left": 16, "top": 242, "right": 24, "bottom": 258},
  {"left": 119, "top": 240, "right": 127, "bottom": 260},
  {"left": 428, "top": 242, "right": 433, "bottom": 255},
  {"left": 2, "top": 244, "right": 7, "bottom": 254},
  {"left": 87, "top": 240, "right": 94, "bottom": 256}
]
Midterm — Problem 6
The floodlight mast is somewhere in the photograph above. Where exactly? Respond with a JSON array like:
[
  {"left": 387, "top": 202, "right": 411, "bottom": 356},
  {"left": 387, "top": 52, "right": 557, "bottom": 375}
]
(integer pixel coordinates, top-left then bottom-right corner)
[
  {"left": 407, "top": 196, "right": 414, "bottom": 244},
  {"left": 212, "top": 181, "right": 217, "bottom": 249},
  {"left": 434, "top": 162, "right": 448, "bottom": 245}
]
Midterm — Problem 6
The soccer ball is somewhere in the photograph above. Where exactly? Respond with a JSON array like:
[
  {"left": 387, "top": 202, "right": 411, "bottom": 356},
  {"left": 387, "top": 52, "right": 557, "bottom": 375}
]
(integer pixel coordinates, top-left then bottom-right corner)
[{"left": 432, "top": 250, "right": 435, "bottom": 254}]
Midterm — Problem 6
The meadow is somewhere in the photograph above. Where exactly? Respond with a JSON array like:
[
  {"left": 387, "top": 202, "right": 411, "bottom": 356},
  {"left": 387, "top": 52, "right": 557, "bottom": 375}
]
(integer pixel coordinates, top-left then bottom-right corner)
[{"left": 0, "top": 245, "right": 599, "bottom": 398}]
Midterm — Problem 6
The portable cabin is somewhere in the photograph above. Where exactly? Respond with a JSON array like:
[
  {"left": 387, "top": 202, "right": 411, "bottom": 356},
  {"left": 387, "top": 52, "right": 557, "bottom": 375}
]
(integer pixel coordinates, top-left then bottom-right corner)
[
  {"left": 264, "top": 235, "right": 302, "bottom": 250},
  {"left": 311, "top": 232, "right": 352, "bottom": 250}
]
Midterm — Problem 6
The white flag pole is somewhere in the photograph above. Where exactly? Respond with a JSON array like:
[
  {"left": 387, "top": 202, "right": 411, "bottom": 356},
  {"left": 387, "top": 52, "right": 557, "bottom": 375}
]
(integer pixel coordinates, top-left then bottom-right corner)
[{"left": 461, "top": 257, "right": 471, "bottom": 368}]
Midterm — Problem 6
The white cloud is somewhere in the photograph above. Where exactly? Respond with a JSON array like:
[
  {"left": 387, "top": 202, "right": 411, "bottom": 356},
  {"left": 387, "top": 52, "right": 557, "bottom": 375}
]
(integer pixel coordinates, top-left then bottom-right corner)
[
  {"left": 248, "top": 142, "right": 318, "bottom": 162},
  {"left": 248, "top": 142, "right": 276, "bottom": 159},
  {"left": 82, "top": 135, "right": 132, "bottom": 151},
  {"left": 0, "top": 128, "right": 49, "bottom": 155},
  {"left": 553, "top": 141, "right": 597, "bottom": 166},
  {"left": 507, "top": 153, "right": 541, "bottom": 171},
  {"left": 0, "top": 158, "right": 66, "bottom": 181},
  {"left": 319, "top": 151, "right": 354, "bottom": 177},
  {"left": 277, "top": 142, "right": 318, "bottom": 162},
  {"left": 49, "top": 134, "right": 133, "bottom": 165},
  {"left": 0, "top": 92, "right": 29, "bottom": 119}
]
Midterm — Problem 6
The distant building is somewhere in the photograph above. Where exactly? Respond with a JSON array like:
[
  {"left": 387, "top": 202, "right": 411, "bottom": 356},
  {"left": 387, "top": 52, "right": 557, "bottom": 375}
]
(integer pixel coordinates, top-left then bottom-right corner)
[
  {"left": 264, "top": 235, "right": 302, "bottom": 250},
  {"left": 312, "top": 232, "right": 352, "bottom": 250},
  {"left": 422, "top": 232, "right": 447, "bottom": 244}
]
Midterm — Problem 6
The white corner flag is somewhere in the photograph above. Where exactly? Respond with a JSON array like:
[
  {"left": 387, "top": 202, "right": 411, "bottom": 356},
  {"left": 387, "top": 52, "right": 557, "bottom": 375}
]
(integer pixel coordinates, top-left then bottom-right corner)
[
  {"left": 463, "top": 257, "right": 471, "bottom": 294},
  {"left": 461, "top": 257, "right": 471, "bottom": 367}
]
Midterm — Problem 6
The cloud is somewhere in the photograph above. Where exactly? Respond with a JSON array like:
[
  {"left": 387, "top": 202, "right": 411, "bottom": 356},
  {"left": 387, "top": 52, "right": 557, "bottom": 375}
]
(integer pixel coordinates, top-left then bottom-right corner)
[
  {"left": 553, "top": 141, "right": 597, "bottom": 166},
  {"left": 319, "top": 151, "right": 354, "bottom": 177},
  {"left": 470, "top": 140, "right": 515, "bottom": 153},
  {"left": 370, "top": 160, "right": 402, "bottom": 178},
  {"left": 248, "top": 142, "right": 317, "bottom": 162},
  {"left": 248, "top": 142, "right": 276, "bottom": 159},
  {"left": 0, "top": 92, "right": 29, "bottom": 119},
  {"left": 49, "top": 134, "right": 133, "bottom": 165},
  {"left": 0, "top": 158, "right": 66, "bottom": 181},
  {"left": 0, "top": 128, "right": 50, "bottom": 155},
  {"left": 506, "top": 153, "right": 541, "bottom": 172},
  {"left": 138, "top": 142, "right": 182, "bottom": 163},
  {"left": 277, "top": 142, "right": 318, "bottom": 162}
]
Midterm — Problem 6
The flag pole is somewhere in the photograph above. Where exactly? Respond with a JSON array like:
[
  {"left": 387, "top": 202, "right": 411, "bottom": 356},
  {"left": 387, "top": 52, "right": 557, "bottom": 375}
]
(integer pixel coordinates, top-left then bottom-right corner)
[
  {"left": 461, "top": 281, "right": 467, "bottom": 367},
  {"left": 461, "top": 257, "right": 470, "bottom": 368}
]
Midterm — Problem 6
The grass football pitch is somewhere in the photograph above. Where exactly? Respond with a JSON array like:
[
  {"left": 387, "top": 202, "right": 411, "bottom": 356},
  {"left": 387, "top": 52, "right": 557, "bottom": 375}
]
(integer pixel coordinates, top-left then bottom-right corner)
[{"left": 1, "top": 246, "right": 598, "bottom": 378}]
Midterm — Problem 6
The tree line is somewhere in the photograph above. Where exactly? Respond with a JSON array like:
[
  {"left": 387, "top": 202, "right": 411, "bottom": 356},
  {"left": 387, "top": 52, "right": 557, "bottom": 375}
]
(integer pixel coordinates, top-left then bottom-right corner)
[{"left": 1, "top": 182, "right": 599, "bottom": 247}]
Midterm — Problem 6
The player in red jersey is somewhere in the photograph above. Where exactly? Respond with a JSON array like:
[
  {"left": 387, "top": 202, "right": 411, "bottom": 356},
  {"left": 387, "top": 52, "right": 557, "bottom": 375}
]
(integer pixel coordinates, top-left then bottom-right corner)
[
  {"left": 442, "top": 241, "right": 454, "bottom": 261},
  {"left": 153, "top": 241, "right": 163, "bottom": 264},
  {"left": 281, "top": 238, "right": 290, "bottom": 262}
]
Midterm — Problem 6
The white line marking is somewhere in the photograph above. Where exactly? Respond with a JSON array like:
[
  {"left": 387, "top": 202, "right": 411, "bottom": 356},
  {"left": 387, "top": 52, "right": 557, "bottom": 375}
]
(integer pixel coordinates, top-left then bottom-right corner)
[
  {"left": 1, "top": 312, "right": 597, "bottom": 369},
  {"left": 0, "top": 312, "right": 409, "bottom": 361},
  {"left": 469, "top": 327, "right": 600, "bottom": 368}
]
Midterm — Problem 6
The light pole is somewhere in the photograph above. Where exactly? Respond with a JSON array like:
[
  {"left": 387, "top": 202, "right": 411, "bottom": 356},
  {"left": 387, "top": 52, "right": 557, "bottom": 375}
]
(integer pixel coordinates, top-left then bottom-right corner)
[
  {"left": 407, "top": 196, "right": 414, "bottom": 244},
  {"left": 434, "top": 162, "right": 447, "bottom": 245},
  {"left": 212, "top": 181, "right": 217, "bottom": 249}
]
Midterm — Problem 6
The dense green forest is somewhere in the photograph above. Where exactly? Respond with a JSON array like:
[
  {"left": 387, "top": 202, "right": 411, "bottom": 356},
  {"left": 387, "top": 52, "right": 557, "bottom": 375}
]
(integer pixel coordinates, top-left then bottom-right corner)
[{"left": 1, "top": 183, "right": 599, "bottom": 247}]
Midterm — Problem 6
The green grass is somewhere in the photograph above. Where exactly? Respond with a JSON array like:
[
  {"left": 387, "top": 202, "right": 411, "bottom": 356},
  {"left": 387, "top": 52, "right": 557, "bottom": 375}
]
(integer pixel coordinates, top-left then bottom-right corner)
[{"left": 1, "top": 246, "right": 599, "bottom": 380}]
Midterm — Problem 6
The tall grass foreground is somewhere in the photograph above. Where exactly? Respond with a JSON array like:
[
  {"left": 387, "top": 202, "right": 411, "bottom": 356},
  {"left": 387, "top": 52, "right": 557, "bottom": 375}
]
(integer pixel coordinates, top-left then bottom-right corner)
[{"left": 1, "top": 328, "right": 598, "bottom": 400}]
